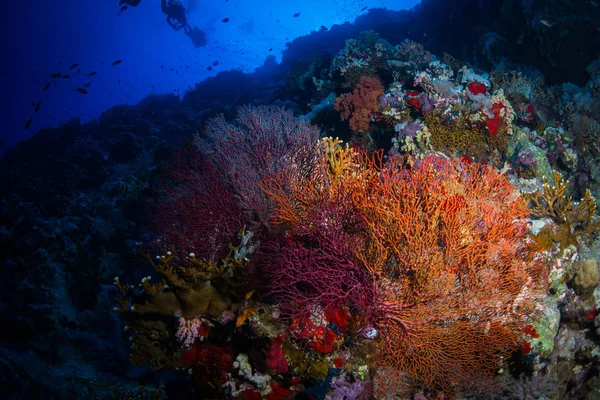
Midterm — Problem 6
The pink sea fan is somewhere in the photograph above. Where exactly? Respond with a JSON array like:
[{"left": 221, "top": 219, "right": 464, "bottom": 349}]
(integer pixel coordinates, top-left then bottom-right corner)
[{"left": 195, "top": 105, "right": 320, "bottom": 231}]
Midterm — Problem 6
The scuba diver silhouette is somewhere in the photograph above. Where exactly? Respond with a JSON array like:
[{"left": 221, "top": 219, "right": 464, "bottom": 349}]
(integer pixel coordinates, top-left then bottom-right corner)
[
  {"left": 118, "top": 0, "right": 207, "bottom": 47},
  {"left": 161, "top": 0, "right": 189, "bottom": 31},
  {"left": 160, "top": 0, "right": 207, "bottom": 47}
]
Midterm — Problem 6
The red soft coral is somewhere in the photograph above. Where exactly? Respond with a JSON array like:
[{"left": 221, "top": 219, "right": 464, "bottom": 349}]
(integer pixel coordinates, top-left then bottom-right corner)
[
  {"left": 468, "top": 81, "right": 487, "bottom": 95},
  {"left": 266, "top": 335, "right": 289, "bottom": 374},
  {"left": 486, "top": 101, "right": 507, "bottom": 136}
]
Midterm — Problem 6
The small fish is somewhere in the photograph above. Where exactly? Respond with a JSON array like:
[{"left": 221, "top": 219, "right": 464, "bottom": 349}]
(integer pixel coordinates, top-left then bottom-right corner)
[
  {"left": 112, "top": 59, "right": 122, "bottom": 66},
  {"left": 207, "top": 66, "right": 213, "bottom": 71},
  {"left": 76, "top": 87, "right": 88, "bottom": 94},
  {"left": 268, "top": 48, "right": 272, "bottom": 52},
  {"left": 69, "top": 63, "right": 79, "bottom": 69},
  {"left": 62, "top": 75, "right": 70, "bottom": 78},
  {"left": 42, "top": 82, "right": 51, "bottom": 91},
  {"left": 236, "top": 307, "right": 256, "bottom": 327},
  {"left": 212, "top": 60, "right": 219, "bottom": 66},
  {"left": 320, "top": 25, "right": 328, "bottom": 31},
  {"left": 117, "top": 5, "right": 127, "bottom": 16},
  {"left": 361, "top": 6, "right": 367, "bottom": 11},
  {"left": 221, "top": 17, "right": 229, "bottom": 23},
  {"left": 84, "top": 82, "right": 91, "bottom": 88},
  {"left": 539, "top": 19, "right": 553, "bottom": 27},
  {"left": 24, "top": 118, "right": 33, "bottom": 130},
  {"left": 293, "top": 12, "right": 301, "bottom": 17},
  {"left": 34, "top": 100, "right": 41, "bottom": 113},
  {"left": 51, "top": 73, "right": 61, "bottom": 78},
  {"left": 87, "top": 71, "right": 96, "bottom": 77}
]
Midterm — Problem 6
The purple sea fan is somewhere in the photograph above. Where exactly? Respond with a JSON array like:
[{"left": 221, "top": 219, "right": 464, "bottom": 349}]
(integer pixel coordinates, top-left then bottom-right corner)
[{"left": 195, "top": 105, "right": 320, "bottom": 231}]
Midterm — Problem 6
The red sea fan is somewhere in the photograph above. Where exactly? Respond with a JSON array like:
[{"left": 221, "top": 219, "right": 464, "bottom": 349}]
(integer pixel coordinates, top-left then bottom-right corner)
[
  {"left": 252, "top": 232, "right": 375, "bottom": 324},
  {"left": 152, "top": 145, "right": 244, "bottom": 261}
]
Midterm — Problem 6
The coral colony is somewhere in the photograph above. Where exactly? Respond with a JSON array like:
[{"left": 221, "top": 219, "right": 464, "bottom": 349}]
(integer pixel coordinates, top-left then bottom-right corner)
[
  {"left": 5, "top": 4, "right": 600, "bottom": 399},
  {"left": 112, "top": 34, "right": 600, "bottom": 399}
]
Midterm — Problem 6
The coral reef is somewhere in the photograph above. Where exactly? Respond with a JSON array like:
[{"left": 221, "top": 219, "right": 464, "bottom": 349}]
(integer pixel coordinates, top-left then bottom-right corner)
[{"left": 4, "top": 5, "right": 600, "bottom": 397}]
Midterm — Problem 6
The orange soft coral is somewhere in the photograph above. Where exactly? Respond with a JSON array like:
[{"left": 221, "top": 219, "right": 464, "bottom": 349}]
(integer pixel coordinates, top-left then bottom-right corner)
[{"left": 334, "top": 76, "right": 383, "bottom": 133}]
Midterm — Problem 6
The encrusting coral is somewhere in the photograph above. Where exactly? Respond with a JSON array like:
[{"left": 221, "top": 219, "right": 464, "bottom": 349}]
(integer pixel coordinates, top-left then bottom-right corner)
[{"left": 113, "top": 235, "right": 251, "bottom": 370}]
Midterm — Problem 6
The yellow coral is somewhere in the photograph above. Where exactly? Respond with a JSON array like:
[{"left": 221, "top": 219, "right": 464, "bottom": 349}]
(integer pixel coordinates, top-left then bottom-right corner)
[
  {"left": 425, "top": 112, "right": 506, "bottom": 156},
  {"left": 526, "top": 170, "right": 600, "bottom": 252},
  {"left": 322, "top": 137, "right": 354, "bottom": 177}
]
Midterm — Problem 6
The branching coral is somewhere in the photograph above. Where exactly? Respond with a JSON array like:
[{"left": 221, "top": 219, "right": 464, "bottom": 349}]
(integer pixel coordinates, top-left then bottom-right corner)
[
  {"left": 526, "top": 170, "right": 600, "bottom": 251},
  {"left": 260, "top": 138, "right": 547, "bottom": 396},
  {"left": 352, "top": 154, "right": 547, "bottom": 395}
]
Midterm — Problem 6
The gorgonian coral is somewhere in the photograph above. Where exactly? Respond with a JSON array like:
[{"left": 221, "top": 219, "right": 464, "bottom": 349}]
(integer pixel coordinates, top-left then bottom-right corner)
[{"left": 259, "top": 138, "right": 547, "bottom": 396}]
